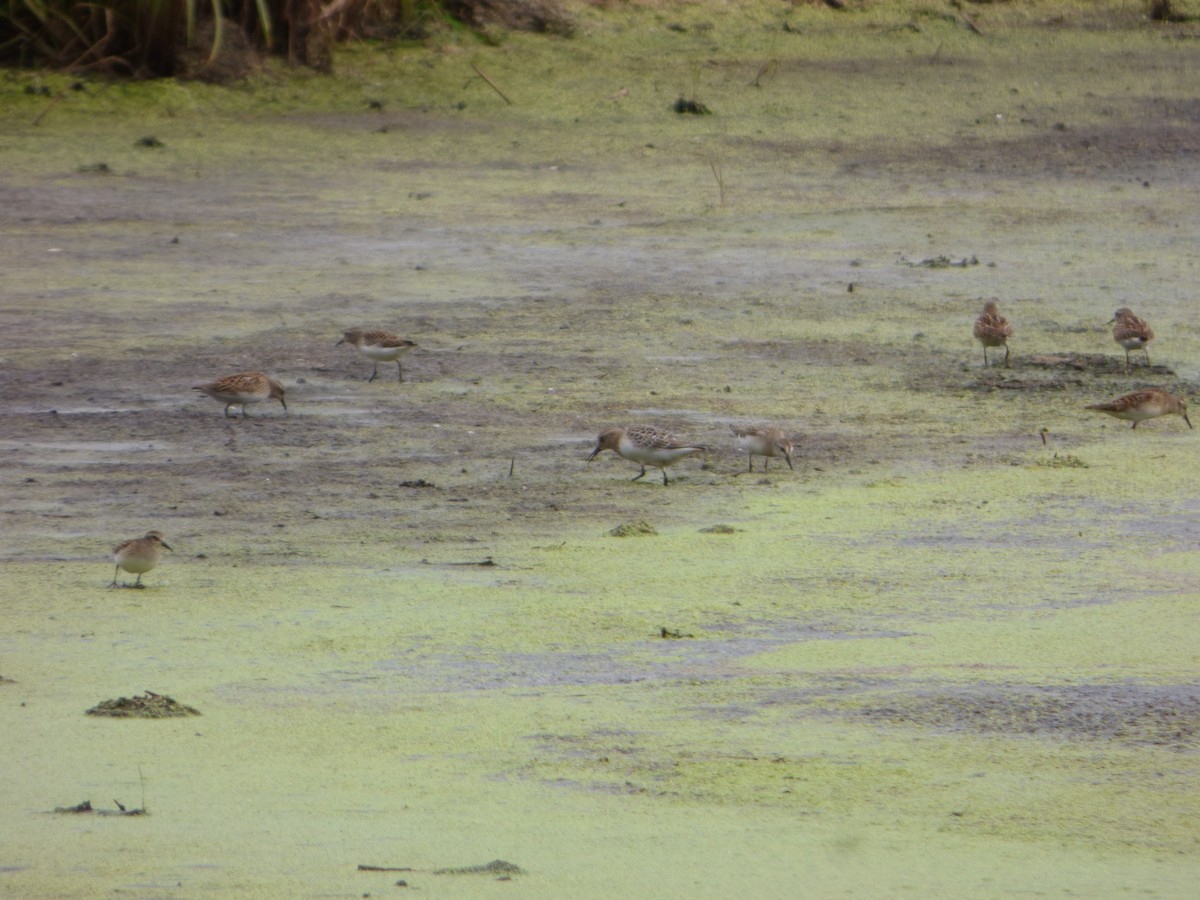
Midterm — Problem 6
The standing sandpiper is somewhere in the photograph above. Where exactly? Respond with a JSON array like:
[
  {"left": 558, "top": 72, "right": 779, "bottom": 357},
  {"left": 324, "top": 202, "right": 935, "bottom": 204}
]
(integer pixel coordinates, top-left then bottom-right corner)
[
  {"left": 973, "top": 300, "right": 1013, "bottom": 368},
  {"left": 337, "top": 329, "right": 417, "bottom": 383},
  {"left": 1108, "top": 308, "right": 1154, "bottom": 371},
  {"left": 110, "top": 531, "right": 172, "bottom": 588},
  {"left": 729, "top": 425, "right": 794, "bottom": 473}
]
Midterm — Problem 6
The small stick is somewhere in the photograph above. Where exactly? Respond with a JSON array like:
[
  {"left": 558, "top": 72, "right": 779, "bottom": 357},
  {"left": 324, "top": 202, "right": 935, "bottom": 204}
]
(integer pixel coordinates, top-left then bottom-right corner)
[
  {"left": 32, "top": 93, "right": 68, "bottom": 126},
  {"left": 471, "top": 63, "right": 512, "bottom": 105},
  {"left": 508, "top": 456, "right": 515, "bottom": 478},
  {"left": 358, "top": 865, "right": 415, "bottom": 872}
]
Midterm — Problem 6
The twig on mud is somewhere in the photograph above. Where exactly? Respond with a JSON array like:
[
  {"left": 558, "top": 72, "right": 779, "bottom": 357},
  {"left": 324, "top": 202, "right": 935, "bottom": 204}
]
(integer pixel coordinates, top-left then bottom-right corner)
[
  {"left": 358, "top": 865, "right": 414, "bottom": 872},
  {"left": 705, "top": 151, "right": 727, "bottom": 206},
  {"left": 508, "top": 456, "right": 515, "bottom": 478},
  {"left": 32, "top": 93, "right": 68, "bottom": 126},
  {"left": 960, "top": 12, "right": 984, "bottom": 36},
  {"left": 748, "top": 60, "right": 774, "bottom": 87},
  {"left": 471, "top": 63, "right": 513, "bottom": 105}
]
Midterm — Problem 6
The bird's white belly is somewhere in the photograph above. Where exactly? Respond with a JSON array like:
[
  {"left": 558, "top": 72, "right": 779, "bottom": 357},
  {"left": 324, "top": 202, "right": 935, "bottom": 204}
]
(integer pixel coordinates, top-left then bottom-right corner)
[
  {"left": 736, "top": 434, "right": 769, "bottom": 456},
  {"left": 361, "top": 345, "right": 407, "bottom": 362},
  {"left": 618, "top": 436, "right": 694, "bottom": 467},
  {"left": 118, "top": 555, "right": 157, "bottom": 574}
]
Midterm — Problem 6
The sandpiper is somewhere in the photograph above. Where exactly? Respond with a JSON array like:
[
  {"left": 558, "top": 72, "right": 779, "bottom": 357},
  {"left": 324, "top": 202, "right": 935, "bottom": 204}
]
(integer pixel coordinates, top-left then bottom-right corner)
[
  {"left": 337, "top": 328, "right": 417, "bottom": 382},
  {"left": 1086, "top": 388, "right": 1191, "bottom": 430},
  {"left": 973, "top": 300, "right": 1013, "bottom": 368},
  {"left": 110, "top": 531, "right": 172, "bottom": 588},
  {"left": 587, "top": 425, "right": 706, "bottom": 485},
  {"left": 1109, "top": 307, "right": 1154, "bottom": 371},
  {"left": 192, "top": 372, "right": 287, "bottom": 418},
  {"left": 729, "top": 425, "right": 794, "bottom": 473}
]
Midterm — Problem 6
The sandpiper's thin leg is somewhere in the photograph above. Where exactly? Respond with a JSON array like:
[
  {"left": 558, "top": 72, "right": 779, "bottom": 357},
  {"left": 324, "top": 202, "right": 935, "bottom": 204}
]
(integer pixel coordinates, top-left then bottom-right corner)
[{"left": 631, "top": 466, "right": 647, "bottom": 482}]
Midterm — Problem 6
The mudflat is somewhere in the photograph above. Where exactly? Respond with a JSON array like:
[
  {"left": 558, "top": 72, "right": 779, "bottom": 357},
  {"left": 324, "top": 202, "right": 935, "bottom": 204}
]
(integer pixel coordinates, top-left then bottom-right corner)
[{"left": 2, "top": 2, "right": 1198, "bottom": 896}]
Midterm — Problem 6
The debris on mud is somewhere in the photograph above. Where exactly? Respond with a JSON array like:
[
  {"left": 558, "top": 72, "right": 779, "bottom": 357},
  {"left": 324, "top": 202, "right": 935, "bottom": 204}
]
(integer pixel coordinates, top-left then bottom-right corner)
[
  {"left": 399, "top": 479, "right": 436, "bottom": 488},
  {"left": 902, "top": 254, "right": 979, "bottom": 268},
  {"left": 1033, "top": 453, "right": 1088, "bottom": 469},
  {"left": 52, "top": 800, "right": 93, "bottom": 814},
  {"left": 51, "top": 799, "right": 146, "bottom": 816},
  {"left": 700, "top": 524, "right": 738, "bottom": 534},
  {"left": 608, "top": 521, "right": 657, "bottom": 537},
  {"left": 673, "top": 97, "right": 711, "bottom": 115},
  {"left": 86, "top": 691, "right": 201, "bottom": 718},
  {"left": 433, "top": 859, "right": 524, "bottom": 877},
  {"left": 659, "top": 627, "right": 694, "bottom": 639}
]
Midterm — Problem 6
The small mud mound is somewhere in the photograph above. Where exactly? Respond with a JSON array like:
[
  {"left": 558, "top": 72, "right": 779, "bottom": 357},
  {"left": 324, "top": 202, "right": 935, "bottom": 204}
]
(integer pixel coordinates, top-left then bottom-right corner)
[
  {"left": 86, "top": 691, "right": 201, "bottom": 718},
  {"left": 858, "top": 682, "right": 1200, "bottom": 749},
  {"left": 433, "top": 859, "right": 524, "bottom": 877},
  {"left": 609, "top": 521, "right": 657, "bottom": 537},
  {"left": 965, "top": 353, "right": 1177, "bottom": 392},
  {"left": 52, "top": 799, "right": 146, "bottom": 816},
  {"left": 1023, "top": 353, "right": 1174, "bottom": 377}
]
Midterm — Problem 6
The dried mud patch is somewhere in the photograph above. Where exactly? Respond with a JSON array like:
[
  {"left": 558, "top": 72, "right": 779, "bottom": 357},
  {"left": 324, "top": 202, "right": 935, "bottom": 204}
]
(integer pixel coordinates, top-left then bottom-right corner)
[
  {"left": 857, "top": 681, "right": 1200, "bottom": 750},
  {"left": 833, "top": 117, "right": 1200, "bottom": 183}
]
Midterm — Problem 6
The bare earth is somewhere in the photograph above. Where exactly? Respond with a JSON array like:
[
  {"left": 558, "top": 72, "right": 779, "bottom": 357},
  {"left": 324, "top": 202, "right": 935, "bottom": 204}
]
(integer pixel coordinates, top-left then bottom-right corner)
[{"left": 1, "top": 2, "right": 1199, "bottom": 896}]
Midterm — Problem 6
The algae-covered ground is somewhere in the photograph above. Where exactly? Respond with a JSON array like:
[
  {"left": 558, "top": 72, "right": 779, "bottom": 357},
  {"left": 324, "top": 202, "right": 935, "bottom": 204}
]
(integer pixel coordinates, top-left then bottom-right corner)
[{"left": 2, "top": 1, "right": 1199, "bottom": 896}]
